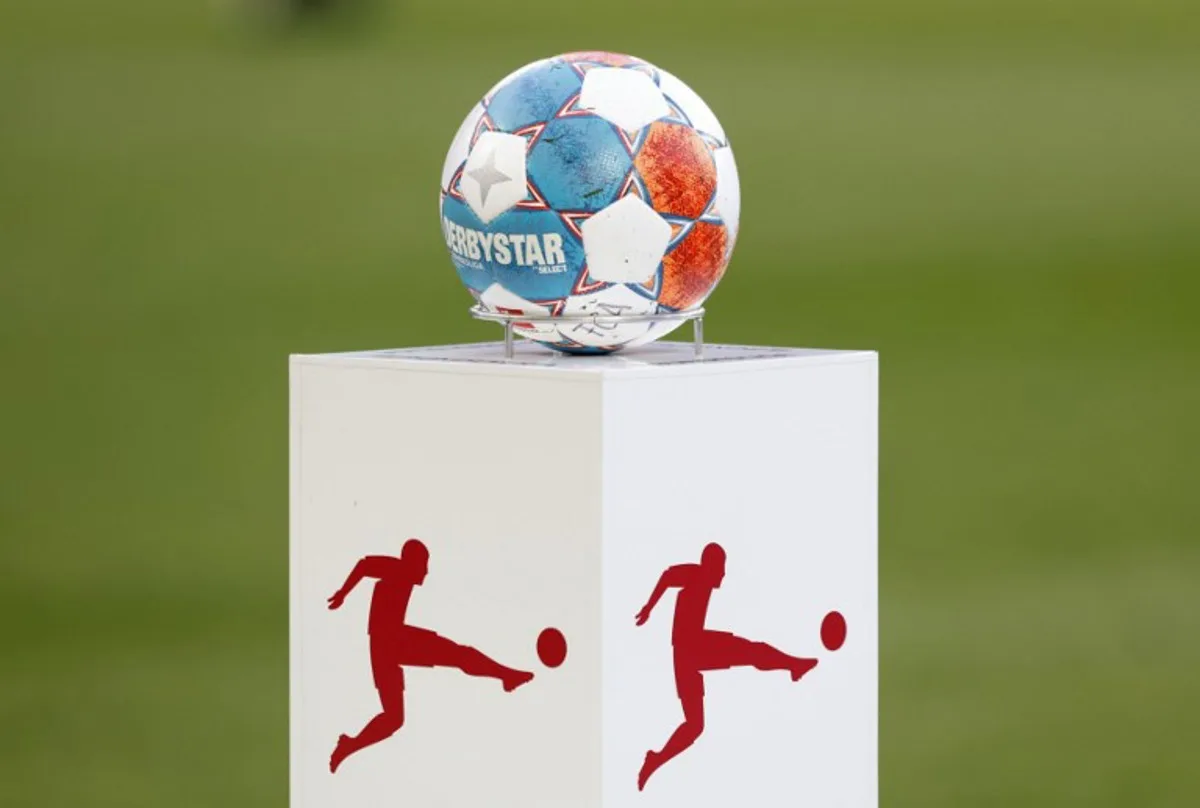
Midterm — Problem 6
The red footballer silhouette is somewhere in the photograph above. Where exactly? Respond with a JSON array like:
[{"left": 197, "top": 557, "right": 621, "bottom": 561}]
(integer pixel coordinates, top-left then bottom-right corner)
[
  {"left": 821, "top": 610, "right": 847, "bottom": 651},
  {"left": 326, "top": 538, "right": 534, "bottom": 774},
  {"left": 634, "top": 543, "right": 821, "bottom": 792},
  {"left": 537, "top": 627, "right": 568, "bottom": 668}
]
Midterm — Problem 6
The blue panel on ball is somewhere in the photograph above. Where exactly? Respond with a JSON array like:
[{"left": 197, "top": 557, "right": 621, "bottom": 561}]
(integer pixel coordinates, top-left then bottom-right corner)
[
  {"left": 441, "top": 195, "right": 584, "bottom": 302},
  {"left": 553, "top": 344, "right": 614, "bottom": 355},
  {"left": 527, "top": 117, "right": 632, "bottom": 212},
  {"left": 486, "top": 60, "right": 582, "bottom": 133}
]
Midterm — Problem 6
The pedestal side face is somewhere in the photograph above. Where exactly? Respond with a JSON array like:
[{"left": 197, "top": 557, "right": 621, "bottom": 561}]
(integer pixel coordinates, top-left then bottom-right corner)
[
  {"left": 291, "top": 362, "right": 604, "bottom": 808},
  {"left": 601, "top": 356, "right": 879, "bottom": 807}
]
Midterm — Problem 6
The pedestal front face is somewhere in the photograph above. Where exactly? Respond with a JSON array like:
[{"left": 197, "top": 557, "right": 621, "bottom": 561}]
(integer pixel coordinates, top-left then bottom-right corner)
[
  {"left": 290, "top": 362, "right": 604, "bottom": 808},
  {"left": 601, "top": 358, "right": 878, "bottom": 807},
  {"left": 290, "top": 343, "right": 878, "bottom": 808}
]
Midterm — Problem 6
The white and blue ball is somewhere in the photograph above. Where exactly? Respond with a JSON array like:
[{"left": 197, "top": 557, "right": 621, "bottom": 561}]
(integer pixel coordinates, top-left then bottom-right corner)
[{"left": 440, "top": 51, "right": 740, "bottom": 354}]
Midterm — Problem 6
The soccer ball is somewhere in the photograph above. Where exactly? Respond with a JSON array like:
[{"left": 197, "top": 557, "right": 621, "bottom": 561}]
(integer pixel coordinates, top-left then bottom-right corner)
[{"left": 439, "top": 52, "right": 740, "bottom": 354}]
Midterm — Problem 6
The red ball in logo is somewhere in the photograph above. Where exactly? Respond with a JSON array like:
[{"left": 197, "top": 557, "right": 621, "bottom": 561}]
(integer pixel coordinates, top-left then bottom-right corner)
[
  {"left": 537, "top": 627, "right": 567, "bottom": 668},
  {"left": 821, "top": 611, "right": 847, "bottom": 651}
]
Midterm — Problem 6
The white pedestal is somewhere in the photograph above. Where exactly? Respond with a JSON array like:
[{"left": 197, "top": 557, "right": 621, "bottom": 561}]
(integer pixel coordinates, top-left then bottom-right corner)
[{"left": 290, "top": 341, "right": 878, "bottom": 808}]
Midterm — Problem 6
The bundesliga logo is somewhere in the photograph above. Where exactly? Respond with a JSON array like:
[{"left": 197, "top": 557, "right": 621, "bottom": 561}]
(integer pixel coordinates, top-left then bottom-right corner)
[{"left": 326, "top": 536, "right": 846, "bottom": 789}]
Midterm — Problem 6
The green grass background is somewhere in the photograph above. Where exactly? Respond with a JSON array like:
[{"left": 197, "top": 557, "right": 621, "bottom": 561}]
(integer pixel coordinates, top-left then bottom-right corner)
[{"left": 1, "top": 0, "right": 1198, "bottom": 805}]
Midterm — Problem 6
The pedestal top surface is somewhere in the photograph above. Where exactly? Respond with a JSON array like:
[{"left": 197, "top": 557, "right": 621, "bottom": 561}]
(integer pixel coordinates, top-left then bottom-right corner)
[{"left": 292, "top": 341, "right": 875, "bottom": 378}]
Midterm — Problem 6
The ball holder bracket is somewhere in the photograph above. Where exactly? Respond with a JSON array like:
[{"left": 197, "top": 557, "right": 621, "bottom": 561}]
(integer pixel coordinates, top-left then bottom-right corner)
[{"left": 468, "top": 304, "right": 707, "bottom": 359}]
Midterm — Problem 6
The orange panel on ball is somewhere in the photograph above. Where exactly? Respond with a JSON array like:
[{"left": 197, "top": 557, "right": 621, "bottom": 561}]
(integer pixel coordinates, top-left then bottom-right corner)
[
  {"left": 634, "top": 122, "right": 717, "bottom": 220},
  {"left": 660, "top": 222, "right": 729, "bottom": 311}
]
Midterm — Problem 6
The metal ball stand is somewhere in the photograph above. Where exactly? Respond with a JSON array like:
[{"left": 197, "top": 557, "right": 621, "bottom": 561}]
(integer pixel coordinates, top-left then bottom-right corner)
[{"left": 469, "top": 304, "right": 707, "bottom": 359}]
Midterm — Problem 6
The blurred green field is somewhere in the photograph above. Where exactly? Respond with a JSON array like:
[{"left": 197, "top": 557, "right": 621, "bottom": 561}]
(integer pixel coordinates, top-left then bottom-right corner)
[{"left": 1, "top": 0, "right": 1198, "bottom": 805}]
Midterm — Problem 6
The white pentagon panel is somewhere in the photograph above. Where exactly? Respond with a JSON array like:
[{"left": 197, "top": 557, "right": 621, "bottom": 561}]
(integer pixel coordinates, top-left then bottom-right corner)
[
  {"left": 555, "top": 284, "right": 657, "bottom": 349},
  {"left": 581, "top": 195, "right": 671, "bottom": 284},
  {"left": 713, "top": 146, "right": 741, "bottom": 244},
  {"left": 579, "top": 68, "right": 670, "bottom": 133},
  {"left": 478, "top": 283, "right": 559, "bottom": 341},
  {"left": 461, "top": 131, "right": 527, "bottom": 224},
  {"left": 622, "top": 318, "right": 688, "bottom": 348},
  {"left": 479, "top": 282, "right": 550, "bottom": 315},
  {"left": 658, "top": 69, "right": 727, "bottom": 143},
  {"left": 441, "top": 102, "right": 485, "bottom": 193}
]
